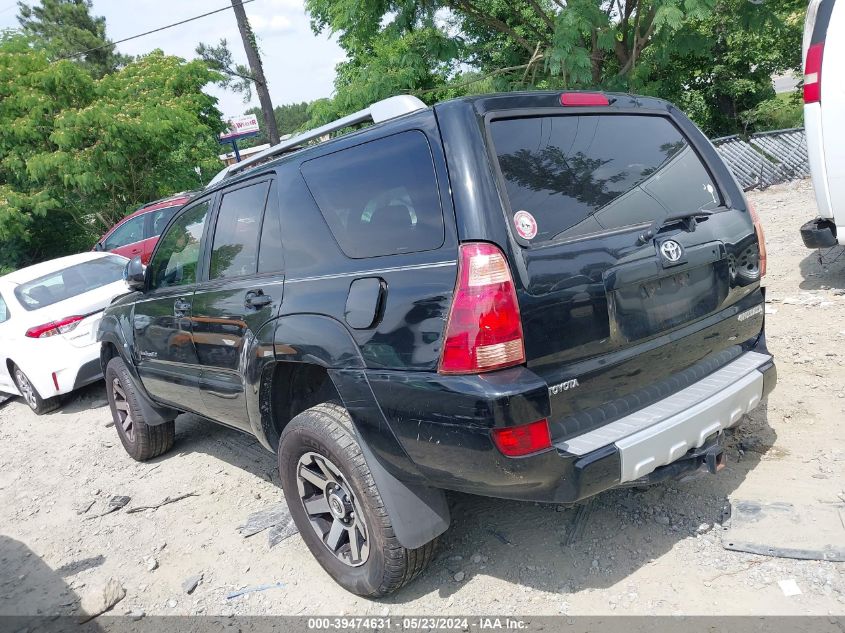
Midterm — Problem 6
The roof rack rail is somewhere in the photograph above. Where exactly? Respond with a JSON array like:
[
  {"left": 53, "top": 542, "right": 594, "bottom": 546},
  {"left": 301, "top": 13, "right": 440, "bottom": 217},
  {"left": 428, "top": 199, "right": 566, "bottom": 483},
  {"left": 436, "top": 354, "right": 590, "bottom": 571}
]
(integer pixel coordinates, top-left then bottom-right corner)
[{"left": 206, "top": 95, "right": 428, "bottom": 188}]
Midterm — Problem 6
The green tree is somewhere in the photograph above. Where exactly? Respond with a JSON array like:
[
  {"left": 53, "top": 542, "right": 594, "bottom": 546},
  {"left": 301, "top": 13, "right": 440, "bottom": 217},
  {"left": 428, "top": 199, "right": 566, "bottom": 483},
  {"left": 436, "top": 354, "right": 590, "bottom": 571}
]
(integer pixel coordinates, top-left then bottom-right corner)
[
  {"left": 304, "top": 0, "right": 804, "bottom": 135},
  {"left": 17, "top": 0, "right": 130, "bottom": 78},
  {"left": 635, "top": 0, "right": 804, "bottom": 136},
  {"left": 0, "top": 35, "right": 225, "bottom": 272}
]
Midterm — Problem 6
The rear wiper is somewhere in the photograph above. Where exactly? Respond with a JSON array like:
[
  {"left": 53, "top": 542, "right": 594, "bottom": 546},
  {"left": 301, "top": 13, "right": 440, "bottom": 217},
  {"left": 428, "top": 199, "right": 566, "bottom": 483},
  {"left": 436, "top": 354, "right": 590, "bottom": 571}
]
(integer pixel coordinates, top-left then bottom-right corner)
[{"left": 637, "top": 210, "right": 714, "bottom": 245}]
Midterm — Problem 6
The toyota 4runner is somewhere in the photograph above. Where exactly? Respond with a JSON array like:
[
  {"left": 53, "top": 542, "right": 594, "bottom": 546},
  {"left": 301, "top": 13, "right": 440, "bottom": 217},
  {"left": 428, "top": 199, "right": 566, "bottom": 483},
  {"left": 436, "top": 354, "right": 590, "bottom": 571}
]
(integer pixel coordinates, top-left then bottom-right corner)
[{"left": 98, "top": 91, "right": 776, "bottom": 597}]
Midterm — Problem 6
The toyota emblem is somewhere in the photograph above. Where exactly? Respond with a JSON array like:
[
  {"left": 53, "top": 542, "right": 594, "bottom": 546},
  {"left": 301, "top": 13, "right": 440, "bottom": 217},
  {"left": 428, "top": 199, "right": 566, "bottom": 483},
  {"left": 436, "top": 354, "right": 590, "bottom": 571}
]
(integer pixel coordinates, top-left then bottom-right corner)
[{"left": 660, "top": 240, "right": 683, "bottom": 263}]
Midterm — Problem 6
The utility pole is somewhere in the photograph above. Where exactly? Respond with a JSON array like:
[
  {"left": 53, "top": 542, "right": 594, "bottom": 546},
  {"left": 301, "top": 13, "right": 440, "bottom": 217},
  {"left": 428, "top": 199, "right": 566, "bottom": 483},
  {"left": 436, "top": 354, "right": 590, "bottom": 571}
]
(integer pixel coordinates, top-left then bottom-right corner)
[{"left": 231, "top": 0, "right": 280, "bottom": 145}]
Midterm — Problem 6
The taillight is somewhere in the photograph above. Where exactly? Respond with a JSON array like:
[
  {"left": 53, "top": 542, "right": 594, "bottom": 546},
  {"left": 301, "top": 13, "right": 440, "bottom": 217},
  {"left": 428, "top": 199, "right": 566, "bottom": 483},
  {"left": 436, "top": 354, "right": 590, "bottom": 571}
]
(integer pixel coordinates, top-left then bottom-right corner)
[
  {"left": 491, "top": 419, "right": 552, "bottom": 457},
  {"left": 25, "top": 315, "right": 84, "bottom": 338},
  {"left": 749, "top": 203, "right": 767, "bottom": 278},
  {"left": 804, "top": 42, "right": 824, "bottom": 104},
  {"left": 439, "top": 242, "right": 525, "bottom": 374},
  {"left": 560, "top": 92, "right": 609, "bottom": 107}
]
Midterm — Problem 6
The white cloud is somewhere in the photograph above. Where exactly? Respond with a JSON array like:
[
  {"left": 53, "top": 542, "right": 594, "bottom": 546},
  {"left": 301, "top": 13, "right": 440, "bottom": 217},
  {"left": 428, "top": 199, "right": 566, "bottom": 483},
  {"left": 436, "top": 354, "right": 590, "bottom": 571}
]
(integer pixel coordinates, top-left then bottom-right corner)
[
  {"left": 267, "top": 0, "right": 306, "bottom": 10},
  {"left": 248, "top": 13, "right": 294, "bottom": 33}
]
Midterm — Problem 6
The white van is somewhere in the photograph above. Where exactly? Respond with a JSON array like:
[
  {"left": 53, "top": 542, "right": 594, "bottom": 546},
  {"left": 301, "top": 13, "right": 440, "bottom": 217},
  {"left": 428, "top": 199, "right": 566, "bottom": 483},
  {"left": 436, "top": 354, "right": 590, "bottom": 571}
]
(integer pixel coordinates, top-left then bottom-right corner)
[{"left": 801, "top": 0, "right": 845, "bottom": 248}]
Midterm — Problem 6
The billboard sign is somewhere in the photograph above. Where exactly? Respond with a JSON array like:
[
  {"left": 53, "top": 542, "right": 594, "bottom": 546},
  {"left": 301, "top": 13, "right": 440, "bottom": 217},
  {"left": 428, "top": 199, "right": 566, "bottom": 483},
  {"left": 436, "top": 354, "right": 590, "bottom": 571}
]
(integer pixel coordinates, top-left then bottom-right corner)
[{"left": 220, "top": 114, "right": 260, "bottom": 142}]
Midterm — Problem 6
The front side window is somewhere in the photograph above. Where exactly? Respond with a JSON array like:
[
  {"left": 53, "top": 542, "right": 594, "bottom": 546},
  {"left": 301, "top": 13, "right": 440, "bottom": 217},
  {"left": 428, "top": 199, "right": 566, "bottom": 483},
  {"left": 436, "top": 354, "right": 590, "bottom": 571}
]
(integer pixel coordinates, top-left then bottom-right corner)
[
  {"left": 489, "top": 115, "right": 721, "bottom": 243},
  {"left": 149, "top": 201, "right": 210, "bottom": 290},
  {"left": 13, "top": 256, "right": 126, "bottom": 311},
  {"left": 301, "top": 131, "right": 445, "bottom": 258},
  {"left": 0, "top": 294, "right": 9, "bottom": 323},
  {"left": 104, "top": 214, "right": 145, "bottom": 250},
  {"left": 209, "top": 181, "right": 270, "bottom": 280}
]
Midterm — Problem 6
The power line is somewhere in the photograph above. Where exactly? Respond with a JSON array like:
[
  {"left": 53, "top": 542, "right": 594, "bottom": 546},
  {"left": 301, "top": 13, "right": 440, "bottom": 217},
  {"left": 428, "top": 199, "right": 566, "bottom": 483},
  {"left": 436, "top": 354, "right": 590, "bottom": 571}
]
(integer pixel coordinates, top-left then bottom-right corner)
[{"left": 56, "top": 0, "right": 257, "bottom": 61}]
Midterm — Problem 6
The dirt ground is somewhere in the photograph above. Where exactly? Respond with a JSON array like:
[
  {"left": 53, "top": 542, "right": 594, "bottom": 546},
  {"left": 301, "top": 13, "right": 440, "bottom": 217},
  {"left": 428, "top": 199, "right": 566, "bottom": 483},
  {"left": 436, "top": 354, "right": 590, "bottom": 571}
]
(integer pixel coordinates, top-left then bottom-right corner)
[{"left": 1, "top": 179, "right": 843, "bottom": 619}]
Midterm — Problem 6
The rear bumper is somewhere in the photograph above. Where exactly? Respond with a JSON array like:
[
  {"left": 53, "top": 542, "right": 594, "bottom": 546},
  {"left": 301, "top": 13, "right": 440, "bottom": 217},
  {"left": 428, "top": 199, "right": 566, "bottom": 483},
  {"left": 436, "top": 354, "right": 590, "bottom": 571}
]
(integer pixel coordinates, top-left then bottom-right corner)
[
  {"left": 557, "top": 350, "right": 771, "bottom": 483},
  {"left": 373, "top": 348, "right": 775, "bottom": 503},
  {"left": 22, "top": 342, "right": 103, "bottom": 398}
]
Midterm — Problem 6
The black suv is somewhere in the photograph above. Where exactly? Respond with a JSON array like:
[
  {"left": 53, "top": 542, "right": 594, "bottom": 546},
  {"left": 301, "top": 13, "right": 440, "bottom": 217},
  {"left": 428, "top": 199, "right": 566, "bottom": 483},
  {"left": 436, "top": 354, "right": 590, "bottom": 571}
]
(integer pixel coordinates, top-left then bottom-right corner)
[{"left": 98, "top": 91, "right": 776, "bottom": 597}]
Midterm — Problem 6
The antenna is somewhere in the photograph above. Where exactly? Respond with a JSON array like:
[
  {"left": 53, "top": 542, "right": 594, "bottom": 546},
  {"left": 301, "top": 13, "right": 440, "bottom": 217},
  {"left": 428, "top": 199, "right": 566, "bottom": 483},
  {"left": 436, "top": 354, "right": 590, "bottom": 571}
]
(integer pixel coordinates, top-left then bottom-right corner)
[{"left": 207, "top": 95, "right": 428, "bottom": 188}]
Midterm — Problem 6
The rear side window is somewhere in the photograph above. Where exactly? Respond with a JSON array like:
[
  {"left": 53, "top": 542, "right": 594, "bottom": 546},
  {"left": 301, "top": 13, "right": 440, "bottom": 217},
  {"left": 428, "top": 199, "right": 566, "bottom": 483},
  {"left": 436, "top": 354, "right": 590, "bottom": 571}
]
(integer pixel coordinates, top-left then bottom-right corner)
[
  {"left": 209, "top": 181, "right": 271, "bottom": 280},
  {"left": 0, "top": 293, "right": 8, "bottom": 323},
  {"left": 489, "top": 115, "right": 721, "bottom": 243},
  {"left": 14, "top": 256, "right": 126, "bottom": 311},
  {"left": 301, "top": 131, "right": 445, "bottom": 258}
]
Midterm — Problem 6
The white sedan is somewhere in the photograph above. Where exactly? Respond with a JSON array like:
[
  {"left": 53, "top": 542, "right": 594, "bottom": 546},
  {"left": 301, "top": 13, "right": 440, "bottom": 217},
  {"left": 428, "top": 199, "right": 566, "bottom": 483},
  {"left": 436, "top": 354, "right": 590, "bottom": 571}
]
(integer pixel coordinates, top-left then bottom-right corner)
[{"left": 0, "top": 252, "right": 129, "bottom": 414}]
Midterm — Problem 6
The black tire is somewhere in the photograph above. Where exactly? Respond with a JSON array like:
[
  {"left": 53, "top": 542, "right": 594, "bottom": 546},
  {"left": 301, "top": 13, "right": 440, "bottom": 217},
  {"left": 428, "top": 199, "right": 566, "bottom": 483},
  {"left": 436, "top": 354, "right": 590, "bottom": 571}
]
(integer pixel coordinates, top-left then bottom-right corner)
[
  {"left": 105, "top": 356, "right": 174, "bottom": 461},
  {"left": 278, "top": 402, "right": 437, "bottom": 597},
  {"left": 11, "top": 364, "right": 59, "bottom": 415}
]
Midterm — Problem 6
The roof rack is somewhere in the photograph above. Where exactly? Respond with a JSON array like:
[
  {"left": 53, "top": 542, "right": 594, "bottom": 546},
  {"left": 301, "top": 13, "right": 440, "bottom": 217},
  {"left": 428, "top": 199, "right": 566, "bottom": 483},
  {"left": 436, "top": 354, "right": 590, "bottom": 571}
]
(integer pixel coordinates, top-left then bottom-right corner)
[{"left": 206, "top": 95, "right": 428, "bottom": 188}]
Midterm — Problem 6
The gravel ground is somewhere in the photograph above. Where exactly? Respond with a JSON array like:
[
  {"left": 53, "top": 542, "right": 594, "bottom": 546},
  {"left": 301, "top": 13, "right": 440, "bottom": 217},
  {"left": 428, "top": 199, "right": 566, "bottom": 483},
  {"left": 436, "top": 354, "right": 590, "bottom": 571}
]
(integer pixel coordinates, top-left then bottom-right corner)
[{"left": 0, "top": 179, "right": 843, "bottom": 619}]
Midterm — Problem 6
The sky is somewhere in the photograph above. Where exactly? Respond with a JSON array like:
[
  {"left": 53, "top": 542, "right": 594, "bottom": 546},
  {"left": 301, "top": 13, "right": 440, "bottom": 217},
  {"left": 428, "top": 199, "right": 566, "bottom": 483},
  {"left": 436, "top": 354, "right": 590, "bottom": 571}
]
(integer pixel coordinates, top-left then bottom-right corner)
[{"left": 0, "top": 0, "right": 345, "bottom": 119}]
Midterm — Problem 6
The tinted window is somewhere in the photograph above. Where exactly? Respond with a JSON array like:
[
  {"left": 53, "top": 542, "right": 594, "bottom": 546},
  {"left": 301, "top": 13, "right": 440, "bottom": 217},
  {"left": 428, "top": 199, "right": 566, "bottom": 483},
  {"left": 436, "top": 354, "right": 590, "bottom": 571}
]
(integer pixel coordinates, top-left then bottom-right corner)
[
  {"left": 14, "top": 256, "right": 126, "bottom": 311},
  {"left": 148, "top": 206, "right": 179, "bottom": 238},
  {"left": 490, "top": 115, "right": 721, "bottom": 243},
  {"left": 104, "top": 214, "right": 145, "bottom": 250},
  {"left": 301, "top": 131, "right": 445, "bottom": 258},
  {"left": 258, "top": 183, "right": 284, "bottom": 273},
  {"left": 0, "top": 294, "right": 8, "bottom": 323},
  {"left": 210, "top": 182, "right": 270, "bottom": 280},
  {"left": 149, "top": 201, "right": 210, "bottom": 290}
]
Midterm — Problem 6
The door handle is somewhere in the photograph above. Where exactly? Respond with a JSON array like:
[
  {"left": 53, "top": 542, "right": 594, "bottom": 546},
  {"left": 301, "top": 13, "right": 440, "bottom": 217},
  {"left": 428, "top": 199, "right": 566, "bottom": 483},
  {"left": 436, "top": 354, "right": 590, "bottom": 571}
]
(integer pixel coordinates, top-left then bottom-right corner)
[
  {"left": 173, "top": 298, "right": 191, "bottom": 316},
  {"left": 245, "top": 291, "right": 272, "bottom": 309}
]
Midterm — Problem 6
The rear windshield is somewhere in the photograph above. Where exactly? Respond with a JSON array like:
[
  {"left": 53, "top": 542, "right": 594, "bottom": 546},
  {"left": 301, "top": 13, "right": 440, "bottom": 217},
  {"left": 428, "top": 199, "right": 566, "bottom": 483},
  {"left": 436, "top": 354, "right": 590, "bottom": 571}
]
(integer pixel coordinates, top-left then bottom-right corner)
[
  {"left": 14, "top": 256, "right": 126, "bottom": 311},
  {"left": 489, "top": 115, "right": 721, "bottom": 244}
]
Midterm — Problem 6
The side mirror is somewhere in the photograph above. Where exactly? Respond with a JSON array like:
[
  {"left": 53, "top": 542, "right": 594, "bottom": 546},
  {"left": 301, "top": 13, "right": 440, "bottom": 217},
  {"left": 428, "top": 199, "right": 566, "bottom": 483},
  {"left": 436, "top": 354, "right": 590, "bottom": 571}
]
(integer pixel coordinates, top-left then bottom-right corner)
[
  {"left": 124, "top": 256, "right": 146, "bottom": 292},
  {"left": 93, "top": 242, "right": 104, "bottom": 252}
]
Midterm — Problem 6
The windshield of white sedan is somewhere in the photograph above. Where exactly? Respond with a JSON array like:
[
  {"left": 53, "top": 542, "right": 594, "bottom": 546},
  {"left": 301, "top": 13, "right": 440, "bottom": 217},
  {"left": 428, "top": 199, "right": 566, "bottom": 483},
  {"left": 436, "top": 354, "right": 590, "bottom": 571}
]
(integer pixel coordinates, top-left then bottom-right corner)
[{"left": 14, "top": 256, "right": 126, "bottom": 311}]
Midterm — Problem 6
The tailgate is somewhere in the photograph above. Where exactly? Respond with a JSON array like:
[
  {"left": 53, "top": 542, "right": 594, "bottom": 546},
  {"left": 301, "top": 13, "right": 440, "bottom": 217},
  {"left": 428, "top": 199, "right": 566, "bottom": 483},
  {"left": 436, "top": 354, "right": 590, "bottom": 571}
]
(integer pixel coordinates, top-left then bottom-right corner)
[{"left": 486, "top": 109, "right": 765, "bottom": 439}]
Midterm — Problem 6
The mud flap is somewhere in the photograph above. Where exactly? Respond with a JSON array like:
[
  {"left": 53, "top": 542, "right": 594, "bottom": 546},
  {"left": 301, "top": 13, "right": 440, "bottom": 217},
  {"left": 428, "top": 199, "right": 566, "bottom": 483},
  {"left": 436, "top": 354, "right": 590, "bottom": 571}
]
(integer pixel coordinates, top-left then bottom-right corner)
[
  {"left": 329, "top": 368, "right": 450, "bottom": 550},
  {"left": 358, "top": 438, "right": 451, "bottom": 549}
]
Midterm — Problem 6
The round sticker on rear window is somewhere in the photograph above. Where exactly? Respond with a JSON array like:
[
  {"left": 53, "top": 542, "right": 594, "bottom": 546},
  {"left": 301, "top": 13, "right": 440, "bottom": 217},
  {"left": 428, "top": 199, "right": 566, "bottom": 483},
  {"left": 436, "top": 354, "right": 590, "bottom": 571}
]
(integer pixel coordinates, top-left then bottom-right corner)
[{"left": 513, "top": 210, "right": 538, "bottom": 240}]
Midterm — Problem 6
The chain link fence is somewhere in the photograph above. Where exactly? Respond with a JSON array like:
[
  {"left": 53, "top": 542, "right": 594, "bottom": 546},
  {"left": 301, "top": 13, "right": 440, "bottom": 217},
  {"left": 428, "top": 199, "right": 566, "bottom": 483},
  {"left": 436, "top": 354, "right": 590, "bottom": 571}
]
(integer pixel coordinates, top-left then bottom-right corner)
[{"left": 712, "top": 128, "right": 809, "bottom": 191}]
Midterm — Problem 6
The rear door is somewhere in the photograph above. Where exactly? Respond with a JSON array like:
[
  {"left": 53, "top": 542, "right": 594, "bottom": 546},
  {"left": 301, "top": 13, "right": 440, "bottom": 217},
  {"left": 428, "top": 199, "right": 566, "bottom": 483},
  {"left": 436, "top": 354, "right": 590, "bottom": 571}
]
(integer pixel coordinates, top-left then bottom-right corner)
[
  {"left": 483, "top": 108, "right": 764, "bottom": 435},
  {"left": 189, "top": 177, "right": 284, "bottom": 428},
  {"left": 134, "top": 199, "right": 212, "bottom": 408}
]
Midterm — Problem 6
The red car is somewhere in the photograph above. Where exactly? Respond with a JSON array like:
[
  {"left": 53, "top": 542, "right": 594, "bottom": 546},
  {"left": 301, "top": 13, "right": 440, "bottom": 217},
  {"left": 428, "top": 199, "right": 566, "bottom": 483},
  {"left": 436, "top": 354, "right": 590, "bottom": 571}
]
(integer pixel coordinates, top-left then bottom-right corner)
[{"left": 94, "top": 192, "right": 196, "bottom": 264}]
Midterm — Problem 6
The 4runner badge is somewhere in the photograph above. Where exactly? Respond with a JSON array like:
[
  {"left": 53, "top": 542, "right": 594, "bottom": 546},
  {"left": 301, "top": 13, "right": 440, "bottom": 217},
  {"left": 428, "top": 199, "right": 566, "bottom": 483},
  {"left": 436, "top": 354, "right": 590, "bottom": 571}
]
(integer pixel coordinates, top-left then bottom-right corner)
[
  {"left": 660, "top": 239, "right": 684, "bottom": 263},
  {"left": 549, "top": 378, "right": 580, "bottom": 395}
]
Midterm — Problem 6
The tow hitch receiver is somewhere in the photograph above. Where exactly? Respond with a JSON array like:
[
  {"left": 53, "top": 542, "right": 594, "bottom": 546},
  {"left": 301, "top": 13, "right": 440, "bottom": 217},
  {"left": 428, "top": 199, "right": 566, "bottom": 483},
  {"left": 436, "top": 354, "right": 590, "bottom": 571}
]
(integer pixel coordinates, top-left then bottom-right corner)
[{"left": 706, "top": 448, "right": 726, "bottom": 474}]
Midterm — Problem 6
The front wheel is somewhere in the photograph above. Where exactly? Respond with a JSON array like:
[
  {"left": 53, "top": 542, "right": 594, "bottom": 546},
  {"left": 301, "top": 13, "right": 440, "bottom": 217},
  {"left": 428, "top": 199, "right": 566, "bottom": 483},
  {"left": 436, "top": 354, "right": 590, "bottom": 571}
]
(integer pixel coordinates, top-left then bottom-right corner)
[
  {"left": 278, "top": 402, "right": 437, "bottom": 597},
  {"left": 12, "top": 364, "right": 58, "bottom": 415},
  {"left": 105, "top": 356, "right": 174, "bottom": 461}
]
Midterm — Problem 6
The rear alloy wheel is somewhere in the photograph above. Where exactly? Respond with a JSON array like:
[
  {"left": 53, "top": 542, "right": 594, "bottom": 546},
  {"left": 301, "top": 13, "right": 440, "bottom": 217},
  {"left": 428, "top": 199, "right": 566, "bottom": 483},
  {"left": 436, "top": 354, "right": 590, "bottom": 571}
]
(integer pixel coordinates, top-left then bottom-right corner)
[
  {"left": 278, "top": 402, "right": 437, "bottom": 597},
  {"left": 296, "top": 451, "right": 370, "bottom": 567},
  {"left": 12, "top": 365, "right": 58, "bottom": 415},
  {"left": 105, "top": 356, "right": 174, "bottom": 461}
]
